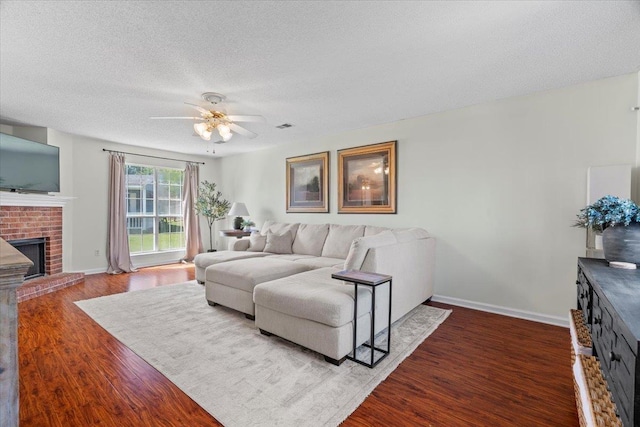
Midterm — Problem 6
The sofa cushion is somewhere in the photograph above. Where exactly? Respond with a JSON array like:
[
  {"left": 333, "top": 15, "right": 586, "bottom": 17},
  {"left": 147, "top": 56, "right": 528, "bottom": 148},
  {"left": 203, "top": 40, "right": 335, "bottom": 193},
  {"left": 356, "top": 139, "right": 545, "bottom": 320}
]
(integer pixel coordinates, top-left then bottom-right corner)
[
  {"left": 344, "top": 230, "right": 397, "bottom": 271},
  {"left": 264, "top": 231, "right": 293, "bottom": 254},
  {"left": 229, "top": 238, "right": 250, "bottom": 251},
  {"left": 261, "top": 221, "right": 300, "bottom": 240},
  {"left": 294, "top": 256, "right": 345, "bottom": 269},
  {"left": 292, "top": 223, "right": 329, "bottom": 256},
  {"left": 392, "top": 227, "right": 430, "bottom": 243},
  {"left": 194, "top": 251, "right": 269, "bottom": 270},
  {"left": 247, "top": 233, "right": 267, "bottom": 252},
  {"left": 253, "top": 267, "right": 372, "bottom": 328},
  {"left": 364, "top": 226, "right": 391, "bottom": 237},
  {"left": 321, "top": 224, "right": 365, "bottom": 259},
  {"left": 206, "top": 258, "right": 310, "bottom": 293},
  {"left": 266, "top": 254, "right": 316, "bottom": 262}
]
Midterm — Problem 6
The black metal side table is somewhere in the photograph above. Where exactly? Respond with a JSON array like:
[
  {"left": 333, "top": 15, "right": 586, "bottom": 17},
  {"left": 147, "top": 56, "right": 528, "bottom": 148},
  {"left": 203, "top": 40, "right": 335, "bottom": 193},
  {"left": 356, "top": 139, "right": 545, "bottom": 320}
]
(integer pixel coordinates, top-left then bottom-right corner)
[{"left": 331, "top": 269, "right": 392, "bottom": 368}]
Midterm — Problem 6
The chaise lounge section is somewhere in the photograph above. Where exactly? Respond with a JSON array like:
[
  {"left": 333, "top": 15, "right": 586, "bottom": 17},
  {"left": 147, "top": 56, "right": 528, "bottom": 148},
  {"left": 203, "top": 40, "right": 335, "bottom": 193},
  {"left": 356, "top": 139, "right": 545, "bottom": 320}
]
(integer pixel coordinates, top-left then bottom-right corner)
[
  {"left": 205, "top": 257, "right": 312, "bottom": 319},
  {"left": 253, "top": 267, "right": 387, "bottom": 365}
]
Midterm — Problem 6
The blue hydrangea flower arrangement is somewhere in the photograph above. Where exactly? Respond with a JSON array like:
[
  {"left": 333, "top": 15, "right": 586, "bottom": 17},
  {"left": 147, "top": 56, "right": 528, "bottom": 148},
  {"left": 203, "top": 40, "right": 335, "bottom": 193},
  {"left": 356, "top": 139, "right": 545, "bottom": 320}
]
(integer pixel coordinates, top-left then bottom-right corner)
[{"left": 575, "top": 195, "right": 640, "bottom": 232}]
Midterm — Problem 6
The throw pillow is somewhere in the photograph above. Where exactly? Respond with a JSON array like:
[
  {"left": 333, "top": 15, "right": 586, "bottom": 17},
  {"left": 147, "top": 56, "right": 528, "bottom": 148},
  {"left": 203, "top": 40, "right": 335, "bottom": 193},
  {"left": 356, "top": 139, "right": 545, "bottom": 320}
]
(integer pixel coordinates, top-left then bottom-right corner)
[
  {"left": 344, "top": 230, "right": 397, "bottom": 271},
  {"left": 247, "top": 233, "right": 267, "bottom": 252},
  {"left": 264, "top": 231, "right": 293, "bottom": 254},
  {"left": 393, "top": 228, "right": 430, "bottom": 243}
]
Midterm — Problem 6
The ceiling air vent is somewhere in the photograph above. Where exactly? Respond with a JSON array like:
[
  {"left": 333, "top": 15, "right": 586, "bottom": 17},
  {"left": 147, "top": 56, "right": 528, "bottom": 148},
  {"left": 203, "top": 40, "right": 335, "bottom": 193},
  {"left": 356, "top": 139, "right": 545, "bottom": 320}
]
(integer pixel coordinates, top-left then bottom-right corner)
[{"left": 276, "top": 123, "right": 293, "bottom": 129}]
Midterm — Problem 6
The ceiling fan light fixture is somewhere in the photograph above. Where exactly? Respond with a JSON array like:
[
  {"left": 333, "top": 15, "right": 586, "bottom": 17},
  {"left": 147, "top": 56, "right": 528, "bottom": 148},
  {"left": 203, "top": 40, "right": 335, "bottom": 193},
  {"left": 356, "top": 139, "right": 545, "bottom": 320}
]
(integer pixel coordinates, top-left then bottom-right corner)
[
  {"left": 217, "top": 123, "right": 230, "bottom": 135},
  {"left": 194, "top": 122, "right": 207, "bottom": 136},
  {"left": 217, "top": 123, "right": 233, "bottom": 141},
  {"left": 194, "top": 122, "right": 213, "bottom": 140},
  {"left": 156, "top": 94, "right": 261, "bottom": 142}
]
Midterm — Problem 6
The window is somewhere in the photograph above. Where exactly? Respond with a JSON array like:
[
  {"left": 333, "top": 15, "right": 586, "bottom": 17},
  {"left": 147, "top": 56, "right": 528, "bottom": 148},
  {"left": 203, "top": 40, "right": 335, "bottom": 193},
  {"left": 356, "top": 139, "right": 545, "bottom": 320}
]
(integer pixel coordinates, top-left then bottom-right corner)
[{"left": 125, "top": 164, "right": 185, "bottom": 254}]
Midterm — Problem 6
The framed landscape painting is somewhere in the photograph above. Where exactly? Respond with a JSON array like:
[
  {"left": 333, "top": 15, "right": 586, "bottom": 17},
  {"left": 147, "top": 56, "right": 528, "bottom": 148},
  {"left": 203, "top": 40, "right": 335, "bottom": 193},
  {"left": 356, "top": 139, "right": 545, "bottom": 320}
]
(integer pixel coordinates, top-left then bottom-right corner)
[
  {"left": 338, "top": 141, "right": 396, "bottom": 214},
  {"left": 286, "top": 151, "right": 329, "bottom": 213}
]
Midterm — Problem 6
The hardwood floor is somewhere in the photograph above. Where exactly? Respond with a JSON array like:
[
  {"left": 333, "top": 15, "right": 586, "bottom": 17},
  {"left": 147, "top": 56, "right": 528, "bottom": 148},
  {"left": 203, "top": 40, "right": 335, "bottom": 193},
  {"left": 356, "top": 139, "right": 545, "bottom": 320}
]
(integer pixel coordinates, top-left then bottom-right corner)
[{"left": 18, "top": 264, "right": 578, "bottom": 426}]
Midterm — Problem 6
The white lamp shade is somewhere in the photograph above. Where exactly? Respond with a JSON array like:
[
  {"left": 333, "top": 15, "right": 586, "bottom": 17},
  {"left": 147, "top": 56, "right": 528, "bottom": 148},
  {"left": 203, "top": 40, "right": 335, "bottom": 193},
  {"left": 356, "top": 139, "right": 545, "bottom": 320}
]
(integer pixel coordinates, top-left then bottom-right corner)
[
  {"left": 194, "top": 122, "right": 212, "bottom": 140},
  {"left": 228, "top": 202, "right": 249, "bottom": 216},
  {"left": 217, "top": 123, "right": 231, "bottom": 135}
]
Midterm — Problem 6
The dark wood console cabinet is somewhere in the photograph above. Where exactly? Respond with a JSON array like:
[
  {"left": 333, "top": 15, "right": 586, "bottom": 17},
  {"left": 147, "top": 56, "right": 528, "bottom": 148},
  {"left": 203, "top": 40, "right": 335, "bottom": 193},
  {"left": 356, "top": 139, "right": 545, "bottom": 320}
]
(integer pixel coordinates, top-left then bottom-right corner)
[{"left": 577, "top": 258, "right": 640, "bottom": 427}]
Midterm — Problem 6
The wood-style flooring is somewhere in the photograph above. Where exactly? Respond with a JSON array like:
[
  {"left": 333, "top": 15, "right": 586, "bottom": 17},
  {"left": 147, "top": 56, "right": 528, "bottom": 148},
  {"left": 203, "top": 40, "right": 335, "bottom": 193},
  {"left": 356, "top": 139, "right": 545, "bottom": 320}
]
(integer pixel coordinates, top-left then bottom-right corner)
[{"left": 17, "top": 264, "right": 578, "bottom": 426}]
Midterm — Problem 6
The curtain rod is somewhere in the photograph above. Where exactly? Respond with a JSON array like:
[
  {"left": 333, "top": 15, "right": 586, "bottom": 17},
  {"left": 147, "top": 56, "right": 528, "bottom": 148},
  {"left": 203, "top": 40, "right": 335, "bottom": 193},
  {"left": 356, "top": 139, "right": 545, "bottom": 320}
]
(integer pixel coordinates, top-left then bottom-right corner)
[{"left": 102, "top": 148, "right": 205, "bottom": 165}]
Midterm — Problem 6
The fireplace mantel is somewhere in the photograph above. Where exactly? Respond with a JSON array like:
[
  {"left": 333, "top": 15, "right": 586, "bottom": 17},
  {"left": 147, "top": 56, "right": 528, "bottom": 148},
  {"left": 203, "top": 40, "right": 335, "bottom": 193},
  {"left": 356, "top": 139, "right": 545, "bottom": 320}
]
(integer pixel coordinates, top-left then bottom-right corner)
[{"left": 0, "top": 192, "right": 74, "bottom": 207}]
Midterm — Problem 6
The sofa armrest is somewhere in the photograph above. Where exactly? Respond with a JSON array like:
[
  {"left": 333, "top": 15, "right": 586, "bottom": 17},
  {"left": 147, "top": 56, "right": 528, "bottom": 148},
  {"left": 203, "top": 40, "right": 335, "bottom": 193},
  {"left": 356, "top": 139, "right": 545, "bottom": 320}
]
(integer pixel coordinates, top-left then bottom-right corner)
[
  {"left": 228, "top": 238, "right": 250, "bottom": 251},
  {"left": 361, "top": 237, "right": 435, "bottom": 323}
]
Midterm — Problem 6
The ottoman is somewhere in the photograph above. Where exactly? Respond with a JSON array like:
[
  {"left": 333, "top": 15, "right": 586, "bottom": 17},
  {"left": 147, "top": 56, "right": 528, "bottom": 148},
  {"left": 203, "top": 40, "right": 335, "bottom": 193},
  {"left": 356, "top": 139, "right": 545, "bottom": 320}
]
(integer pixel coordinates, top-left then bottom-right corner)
[
  {"left": 253, "top": 267, "right": 390, "bottom": 365},
  {"left": 194, "top": 251, "right": 270, "bottom": 283},
  {"left": 205, "top": 257, "right": 311, "bottom": 319}
]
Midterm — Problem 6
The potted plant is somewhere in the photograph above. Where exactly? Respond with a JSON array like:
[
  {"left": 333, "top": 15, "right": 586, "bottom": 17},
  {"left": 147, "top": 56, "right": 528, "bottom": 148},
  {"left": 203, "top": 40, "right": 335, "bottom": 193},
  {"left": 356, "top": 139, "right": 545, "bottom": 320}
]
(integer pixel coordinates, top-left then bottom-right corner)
[
  {"left": 241, "top": 219, "right": 255, "bottom": 232},
  {"left": 194, "top": 181, "right": 231, "bottom": 252},
  {"left": 575, "top": 195, "right": 640, "bottom": 265}
]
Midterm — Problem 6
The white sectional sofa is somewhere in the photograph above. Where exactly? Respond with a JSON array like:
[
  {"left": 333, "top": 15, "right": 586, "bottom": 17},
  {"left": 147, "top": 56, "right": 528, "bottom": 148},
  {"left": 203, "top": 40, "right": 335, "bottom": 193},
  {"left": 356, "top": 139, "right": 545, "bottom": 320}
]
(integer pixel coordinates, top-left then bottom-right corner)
[{"left": 194, "top": 221, "right": 435, "bottom": 364}]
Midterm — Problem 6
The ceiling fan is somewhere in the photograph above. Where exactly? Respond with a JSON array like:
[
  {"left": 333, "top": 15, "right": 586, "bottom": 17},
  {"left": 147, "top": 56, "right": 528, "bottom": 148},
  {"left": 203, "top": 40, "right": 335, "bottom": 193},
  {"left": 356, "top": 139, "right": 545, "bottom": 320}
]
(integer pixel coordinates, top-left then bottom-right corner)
[{"left": 150, "top": 92, "right": 265, "bottom": 143}]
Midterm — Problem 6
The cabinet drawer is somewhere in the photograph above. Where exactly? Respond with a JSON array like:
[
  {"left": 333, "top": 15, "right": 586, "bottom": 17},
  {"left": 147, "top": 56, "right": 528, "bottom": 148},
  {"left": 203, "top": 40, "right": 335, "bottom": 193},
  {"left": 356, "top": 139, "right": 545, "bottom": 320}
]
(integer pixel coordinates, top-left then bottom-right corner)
[
  {"left": 592, "top": 292, "right": 605, "bottom": 344},
  {"left": 608, "top": 332, "right": 635, "bottom": 426},
  {"left": 576, "top": 267, "right": 592, "bottom": 329},
  {"left": 595, "top": 305, "right": 636, "bottom": 426}
]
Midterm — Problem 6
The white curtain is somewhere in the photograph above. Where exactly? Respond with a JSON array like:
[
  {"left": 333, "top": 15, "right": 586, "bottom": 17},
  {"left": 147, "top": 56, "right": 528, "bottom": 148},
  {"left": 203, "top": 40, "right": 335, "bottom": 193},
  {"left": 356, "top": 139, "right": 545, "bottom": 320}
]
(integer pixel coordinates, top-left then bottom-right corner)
[
  {"left": 107, "top": 152, "right": 136, "bottom": 274},
  {"left": 181, "top": 163, "right": 202, "bottom": 261}
]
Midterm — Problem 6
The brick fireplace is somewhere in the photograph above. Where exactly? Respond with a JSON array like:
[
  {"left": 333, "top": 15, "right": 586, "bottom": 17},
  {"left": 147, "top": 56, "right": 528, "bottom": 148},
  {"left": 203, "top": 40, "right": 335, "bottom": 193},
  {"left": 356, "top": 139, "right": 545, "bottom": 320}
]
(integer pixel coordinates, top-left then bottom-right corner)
[
  {"left": 0, "top": 193, "right": 84, "bottom": 301},
  {"left": 0, "top": 206, "right": 63, "bottom": 275}
]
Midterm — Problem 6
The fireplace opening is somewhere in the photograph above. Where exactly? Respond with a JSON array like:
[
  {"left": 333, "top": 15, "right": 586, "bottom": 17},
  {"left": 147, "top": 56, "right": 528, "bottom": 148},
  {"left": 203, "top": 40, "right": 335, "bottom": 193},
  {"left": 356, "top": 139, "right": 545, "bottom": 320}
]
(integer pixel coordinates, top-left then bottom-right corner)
[{"left": 8, "top": 238, "right": 46, "bottom": 280}]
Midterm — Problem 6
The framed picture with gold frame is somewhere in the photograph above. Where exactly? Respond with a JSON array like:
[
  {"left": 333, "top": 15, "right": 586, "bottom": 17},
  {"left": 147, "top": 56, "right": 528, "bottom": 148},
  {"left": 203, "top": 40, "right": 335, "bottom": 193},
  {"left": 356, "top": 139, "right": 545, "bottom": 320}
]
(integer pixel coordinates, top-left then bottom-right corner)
[
  {"left": 338, "top": 141, "right": 396, "bottom": 214},
  {"left": 286, "top": 151, "right": 329, "bottom": 213}
]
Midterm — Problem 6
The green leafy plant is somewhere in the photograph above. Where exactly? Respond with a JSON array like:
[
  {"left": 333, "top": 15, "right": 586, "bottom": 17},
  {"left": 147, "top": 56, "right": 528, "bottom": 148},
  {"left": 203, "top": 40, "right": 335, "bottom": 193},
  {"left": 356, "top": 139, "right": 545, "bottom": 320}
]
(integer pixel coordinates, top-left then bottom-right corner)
[
  {"left": 241, "top": 219, "right": 255, "bottom": 229},
  {"left": 575, "top": 195, "right": 640, "bottom": 232},
  {"left": 194, "top": 181, "right": 231, "bottom": 250}
]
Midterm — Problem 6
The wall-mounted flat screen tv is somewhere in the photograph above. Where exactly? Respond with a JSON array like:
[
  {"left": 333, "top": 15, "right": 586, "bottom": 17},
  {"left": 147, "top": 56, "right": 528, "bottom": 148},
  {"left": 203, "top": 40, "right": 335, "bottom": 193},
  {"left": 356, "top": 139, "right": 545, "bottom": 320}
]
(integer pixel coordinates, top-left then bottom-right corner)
[{"left": 0, "top": 132, "right": 60, "bottom": 193}]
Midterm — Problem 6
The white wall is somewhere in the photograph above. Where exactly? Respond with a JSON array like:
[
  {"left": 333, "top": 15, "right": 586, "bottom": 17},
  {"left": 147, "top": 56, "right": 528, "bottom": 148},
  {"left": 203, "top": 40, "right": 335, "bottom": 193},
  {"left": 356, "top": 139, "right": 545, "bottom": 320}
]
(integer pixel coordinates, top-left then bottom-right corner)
[
  {"left": 216, "top": 73, "right": 639, "bottom": 319},
  {"left": 44, "top": 130, "right": 220, "bottom": 273},
  {"left": 0, "top": 124, "right": 47, "bottom": 144},
  {"left": 635, "top": 71, "right": 640, "bottom": 204}
]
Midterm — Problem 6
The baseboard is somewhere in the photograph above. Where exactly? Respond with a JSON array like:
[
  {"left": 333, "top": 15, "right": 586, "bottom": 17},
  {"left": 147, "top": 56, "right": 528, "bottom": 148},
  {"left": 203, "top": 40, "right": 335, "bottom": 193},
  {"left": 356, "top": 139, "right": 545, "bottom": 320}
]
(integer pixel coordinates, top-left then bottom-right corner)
[
  {"left": 431, "top": 294, "right": 569, "bottom": 328},
  {"left": 83, "top": 267, "right": 108, "bottom": 275},
  {"left": 132, "top": 258, "right": 184, "bottom": 269},
  {"left": 80, "top": 259, "right": 183, "bottom": 275}
]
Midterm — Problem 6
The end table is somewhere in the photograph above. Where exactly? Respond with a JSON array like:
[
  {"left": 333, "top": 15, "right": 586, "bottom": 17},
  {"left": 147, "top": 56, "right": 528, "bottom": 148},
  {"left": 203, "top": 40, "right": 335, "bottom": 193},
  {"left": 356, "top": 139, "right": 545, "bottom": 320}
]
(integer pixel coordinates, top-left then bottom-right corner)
[
  {"left": 219, "top": 230, "right": 252, "bottom": 239},
  {"left": 331, "top": 269, "right": 392, "bottom": 368}
]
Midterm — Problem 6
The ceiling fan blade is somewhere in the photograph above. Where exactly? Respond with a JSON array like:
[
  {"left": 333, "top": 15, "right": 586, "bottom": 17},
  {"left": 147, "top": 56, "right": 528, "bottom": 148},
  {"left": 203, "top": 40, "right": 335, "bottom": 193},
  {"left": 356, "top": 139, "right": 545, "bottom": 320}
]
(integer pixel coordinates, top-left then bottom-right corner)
[
  {"left": 229, "top": 123, "right": 257, "bottom": 139},
  {"left": 184, "top": 102, "right": 211, "bottom": 115},
  {"left": 226, "top": 114, "right": 266, "bottom": 123},
  {"left": 151, "top": 116, "right": 203, "bottom": 120}
]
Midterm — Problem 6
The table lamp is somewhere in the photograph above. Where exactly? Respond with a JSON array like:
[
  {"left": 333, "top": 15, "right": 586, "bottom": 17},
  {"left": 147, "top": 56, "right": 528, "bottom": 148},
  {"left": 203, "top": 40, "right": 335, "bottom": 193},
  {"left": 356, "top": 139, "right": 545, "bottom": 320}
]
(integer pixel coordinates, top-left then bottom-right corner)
[{"left": 228, "top": 202, "right": 249, "bottom": 230}]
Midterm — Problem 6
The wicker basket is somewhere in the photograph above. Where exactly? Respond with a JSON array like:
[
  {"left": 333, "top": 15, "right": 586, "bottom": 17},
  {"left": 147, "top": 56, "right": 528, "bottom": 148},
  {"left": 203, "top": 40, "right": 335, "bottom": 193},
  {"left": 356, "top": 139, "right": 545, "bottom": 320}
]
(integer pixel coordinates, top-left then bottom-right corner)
[
  {"left": 573, "top": 354, "right": 621, "bottom": 427},
  {"left": 570, "top": 309, "right": 593, "bottom": 364}
]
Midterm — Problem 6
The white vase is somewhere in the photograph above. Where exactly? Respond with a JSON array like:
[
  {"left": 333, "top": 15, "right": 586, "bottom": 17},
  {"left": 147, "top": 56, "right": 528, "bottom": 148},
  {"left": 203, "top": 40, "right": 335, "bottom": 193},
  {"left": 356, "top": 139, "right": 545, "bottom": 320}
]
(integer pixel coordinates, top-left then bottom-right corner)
[{"left": 594, "top": 234, "right": 603, "bottom": 250}]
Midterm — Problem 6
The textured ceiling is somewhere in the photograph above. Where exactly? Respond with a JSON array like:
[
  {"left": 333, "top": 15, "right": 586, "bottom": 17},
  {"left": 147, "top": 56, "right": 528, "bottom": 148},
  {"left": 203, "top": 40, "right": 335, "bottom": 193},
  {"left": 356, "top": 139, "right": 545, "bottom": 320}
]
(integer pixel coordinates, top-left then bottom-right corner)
[{"left": 1, "top": 1, "right": 639, "bottom": 157}]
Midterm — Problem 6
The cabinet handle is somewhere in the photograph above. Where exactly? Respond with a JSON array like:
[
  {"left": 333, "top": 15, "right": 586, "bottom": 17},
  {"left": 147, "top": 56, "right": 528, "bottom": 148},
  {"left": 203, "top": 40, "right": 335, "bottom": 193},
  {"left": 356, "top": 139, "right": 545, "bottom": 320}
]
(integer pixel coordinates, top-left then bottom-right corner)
[
  {"left": 579, "top": 292, "right": 586, "bottom": 299},
  {"left": 609, "top": 351, "right": 621, "bottom": 363},
  {"left": 594, "top": 316, "right": 602, "bottom": 324},
  {"left": 575, "top": 280, "right": 580, "bottom": 285}
]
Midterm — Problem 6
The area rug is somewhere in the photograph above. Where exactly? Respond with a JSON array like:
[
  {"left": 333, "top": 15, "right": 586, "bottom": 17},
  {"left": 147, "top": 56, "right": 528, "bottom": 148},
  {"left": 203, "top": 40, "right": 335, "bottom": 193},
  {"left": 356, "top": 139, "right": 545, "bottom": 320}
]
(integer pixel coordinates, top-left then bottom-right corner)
[{"left": 76, "top": 281, "right": 450, "bottom": 426}]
